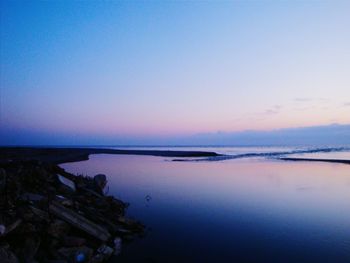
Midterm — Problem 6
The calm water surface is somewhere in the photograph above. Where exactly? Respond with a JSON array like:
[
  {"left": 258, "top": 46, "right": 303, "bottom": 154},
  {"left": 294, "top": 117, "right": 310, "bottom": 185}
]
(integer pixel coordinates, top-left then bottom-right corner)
[{"left": 61, "top": 154, "right": 350, "bottom": 263}]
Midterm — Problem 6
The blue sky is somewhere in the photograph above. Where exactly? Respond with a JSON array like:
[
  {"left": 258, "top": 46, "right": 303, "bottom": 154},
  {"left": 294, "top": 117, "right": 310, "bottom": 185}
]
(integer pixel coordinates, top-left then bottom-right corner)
[{"left": 1, "top": 1, "right": 349, "bottom": 145}]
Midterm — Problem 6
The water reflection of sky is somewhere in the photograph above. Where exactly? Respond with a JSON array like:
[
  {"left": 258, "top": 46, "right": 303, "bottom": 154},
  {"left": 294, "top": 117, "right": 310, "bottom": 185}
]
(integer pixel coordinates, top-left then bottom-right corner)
[
  {"left": 287, "top": 151, "right": 350, "bottom": 160},
  {"left": 62, "top": 155, "right": 350, "bottom": 262}
]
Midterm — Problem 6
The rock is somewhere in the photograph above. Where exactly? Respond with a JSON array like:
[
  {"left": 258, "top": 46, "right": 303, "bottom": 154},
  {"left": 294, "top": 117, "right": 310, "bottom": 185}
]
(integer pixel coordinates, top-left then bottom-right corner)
[
  {"left": 21, "top": 193, "right": 44, "bottom": 202},
  {"left": 29, "top": 206, "right": 50, "bottom": 222},
  {"left": 63, "top": 236, "right": 86, "bottom": 247},
  {"left": 58, "top": 246, "right": 93, "bottom": 263},
  {"left": 0, "top": 168, "right": 6, "bottom": 191},
  {"left": 97, "top": 244, "right": 114, "bottom": 257},
  {"left": 48, "top": 219, "right": 70, "bottom": 239},
  {"left": 21, "top": 237, "right": 41, "bottom": 263},
  {"left": 21, "top": 222, "right": 36, "bottom": 235},
  {"left": 0, "top": 224, "right": 6, "bottom": 235},
  {"left": 3, "top": 219, "right": 22, "bottom": 236},
  {"left": 49, "top": 201, "right": 111, "bottom": 242},
  {"left": 57, "top": 174, "right": 76, "bottom": 192},
  {"left": 113, "top": 237, "right": 122, "bottom": 256},
  {"left": 89, "top": 254, "right": 105, "bottom": 263},
  {"left": 0, "top": 245, "right": 19, "bottom": 263},
  {"left": 90, "top": 245, "right": 114, "bottom": 263},
  {"left": 0, "top": 161, "right": 144, "bottom": 262},
  {"left": 56, "top": 195, "right": 74, "bottom": 207},
  {"left": 93, "top": 174, "right": 107, "bottom": 194}
]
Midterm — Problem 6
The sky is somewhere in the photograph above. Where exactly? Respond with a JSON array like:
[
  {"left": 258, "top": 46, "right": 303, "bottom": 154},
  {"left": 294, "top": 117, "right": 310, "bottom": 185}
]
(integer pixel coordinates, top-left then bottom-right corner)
[{"left": 1, "top": 1, "right": 350, "bottom": 145}]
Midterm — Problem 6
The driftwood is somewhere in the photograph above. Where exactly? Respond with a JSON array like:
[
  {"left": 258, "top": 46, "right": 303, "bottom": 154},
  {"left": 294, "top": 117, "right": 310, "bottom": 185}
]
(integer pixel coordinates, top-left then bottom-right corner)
[
  {"left": 0, "top": 160, "right": 144, "bottom": 262},
  {"left": 49, "top": 201, "right": 111, "bottom": 242}
]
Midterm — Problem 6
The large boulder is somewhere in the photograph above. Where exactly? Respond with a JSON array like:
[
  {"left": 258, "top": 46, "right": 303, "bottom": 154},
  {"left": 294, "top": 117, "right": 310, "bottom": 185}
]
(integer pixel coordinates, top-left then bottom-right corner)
[{"left": 93, "top": 174, "right": 107, "bottom": 194}]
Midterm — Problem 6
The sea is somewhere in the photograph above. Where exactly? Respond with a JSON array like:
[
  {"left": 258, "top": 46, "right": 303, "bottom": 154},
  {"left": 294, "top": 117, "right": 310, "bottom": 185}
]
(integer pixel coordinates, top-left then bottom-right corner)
[{"left": 61, "top": 146, "right": 350, "bottom": 263}]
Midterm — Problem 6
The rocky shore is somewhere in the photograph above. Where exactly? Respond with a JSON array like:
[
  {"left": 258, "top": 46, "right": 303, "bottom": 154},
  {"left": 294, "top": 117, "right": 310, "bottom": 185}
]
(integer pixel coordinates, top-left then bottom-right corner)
[
  {"left": 0, "top": 147, "right": 220, "bottom": 262},
  {"left": 0, "top": 160, "right": 144, "bottom": 262}
]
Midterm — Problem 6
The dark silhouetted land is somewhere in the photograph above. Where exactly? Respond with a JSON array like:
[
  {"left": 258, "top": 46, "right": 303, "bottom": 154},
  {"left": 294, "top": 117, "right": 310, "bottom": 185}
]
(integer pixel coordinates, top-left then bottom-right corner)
[
  {"left": 0, "top": 147, "right": 220, "bottom": 164},
  {"left": 279, "top": 157, "right": 350, "bottom": 164}
]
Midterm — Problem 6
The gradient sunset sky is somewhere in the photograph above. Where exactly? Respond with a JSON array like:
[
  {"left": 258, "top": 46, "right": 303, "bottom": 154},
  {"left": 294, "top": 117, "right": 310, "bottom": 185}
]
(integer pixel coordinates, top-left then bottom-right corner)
[{"left": 1, "top": 1, "right": 349, "bottom": 144}]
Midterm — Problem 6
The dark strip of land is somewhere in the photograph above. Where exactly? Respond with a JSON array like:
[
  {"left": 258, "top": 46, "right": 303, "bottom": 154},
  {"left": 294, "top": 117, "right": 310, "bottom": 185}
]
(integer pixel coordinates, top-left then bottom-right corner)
[
  {"left": 1, "top": 147, "right": 349, "bottom": 165},
  {"left": 279, "top": 157, "right": 350, "bottom": 165},
  {"left": 0, "top": 147, "right": 220, "bottom": 164}
]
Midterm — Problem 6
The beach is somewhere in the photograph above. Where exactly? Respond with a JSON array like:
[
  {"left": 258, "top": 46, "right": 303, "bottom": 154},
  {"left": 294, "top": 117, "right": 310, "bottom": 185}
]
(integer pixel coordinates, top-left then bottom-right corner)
[
  {"left": 1, "top": 146, "right": 349, "bottom": 165},
  {"left": 1, "top": 146, "right": 350, "bottom": 262}
]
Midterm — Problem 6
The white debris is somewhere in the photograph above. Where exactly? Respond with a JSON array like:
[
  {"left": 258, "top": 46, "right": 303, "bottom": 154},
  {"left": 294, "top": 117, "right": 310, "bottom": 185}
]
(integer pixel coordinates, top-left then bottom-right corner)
[
  {"left": 57, "top": 174, "right": 76, "bottom": 191},
  {"left": 0, "top": 225, "right": 6, "bottom": 236},
  {"left": 113, "top": 237, "right": 122, "bottom": 256}
]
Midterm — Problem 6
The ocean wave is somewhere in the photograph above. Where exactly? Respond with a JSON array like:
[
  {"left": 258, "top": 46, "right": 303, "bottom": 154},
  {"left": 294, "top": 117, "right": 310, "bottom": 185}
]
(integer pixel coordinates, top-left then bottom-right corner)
[{"left": 172, "top": 147, "right": 350, "bottom": 162}]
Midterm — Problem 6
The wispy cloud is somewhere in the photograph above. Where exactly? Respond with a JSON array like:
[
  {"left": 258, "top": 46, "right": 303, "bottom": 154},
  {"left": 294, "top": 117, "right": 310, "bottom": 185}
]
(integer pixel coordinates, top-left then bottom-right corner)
[
  {"left": 294, "top": 106, "right": 313, "bottom": 111},
  {"left": 318, "top": 98, "right": 330, "bottom": 102},
  {"left": 294, "top": 97, "right": 312, "bottom": 102},
  {"left": 263, "top": 105, "right": 282, "bottom": 115},
  {"left": 264, "top": 109, "right": 279, "bottom": 115},
  {"left": 292, "top": 98, "right": 331, "bottom": 111},
  {"left": 343, "top": 102, "right": 350, "bottom": 107},
  {"left": 294, "top": 98, "right": 330, "bottom": 103}
]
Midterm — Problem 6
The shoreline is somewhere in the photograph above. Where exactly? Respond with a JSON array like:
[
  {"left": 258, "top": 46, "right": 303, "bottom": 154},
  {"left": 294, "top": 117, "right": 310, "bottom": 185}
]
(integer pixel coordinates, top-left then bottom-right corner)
[
  {"left": 0, "top": 160, "right": 144, "bottom": 262},
  {"left": 0, "top": 147, "right": 220, "bottom": 164},
  {"left": 1, "top": 146, "right": 348, "bottom": 261},
  {"left": 0, "top": 147, "right": 349, "bottom": 165},
  {"left": 279, "top": 157, "right": 350, "bottom": 165}
]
